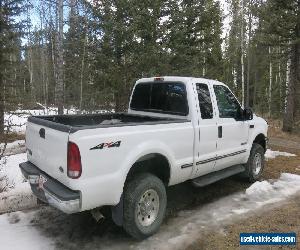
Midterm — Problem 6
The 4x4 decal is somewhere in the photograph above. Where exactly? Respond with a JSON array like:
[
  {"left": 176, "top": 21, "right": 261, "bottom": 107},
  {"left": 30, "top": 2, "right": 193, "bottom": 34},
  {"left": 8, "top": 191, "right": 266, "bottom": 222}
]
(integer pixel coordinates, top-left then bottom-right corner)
[{"left": 90, "top": 141, "right": 121, "bottom": 150}]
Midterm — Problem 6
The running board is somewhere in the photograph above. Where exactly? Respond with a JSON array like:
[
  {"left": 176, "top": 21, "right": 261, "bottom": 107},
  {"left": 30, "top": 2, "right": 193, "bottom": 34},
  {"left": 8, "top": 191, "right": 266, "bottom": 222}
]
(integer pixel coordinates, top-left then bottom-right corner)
[{"left": 192, "top": 165, "right": 245, "bottom": 187}]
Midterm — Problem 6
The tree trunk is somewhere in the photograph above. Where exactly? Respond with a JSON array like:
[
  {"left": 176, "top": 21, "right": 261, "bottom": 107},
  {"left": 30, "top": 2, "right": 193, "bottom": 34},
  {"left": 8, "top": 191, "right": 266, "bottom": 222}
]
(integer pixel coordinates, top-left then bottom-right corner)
[
  {"left": 283, "top": 11, "right": 300, "bottom": 132},
  {"left": 55, "top": 0, "right": 64, "bottom": 114},
  {"left": 0, "top": 0, "right": 3, "bottom": 135},
  {"left": 268, "top": 46, "right": 272, "bottom": 117},
  {"left": 0, "top": 71, "right": 4, "bottom": 135},
  {"left": 246, "top": 0, "right": 252, "bottom": 107},
  {"left": 278, "top": 47, "right": 282, "bottom": 112},
  {"left": 283, "top": 44, "right": 297, "bottom": 132},
  {"left": 79, "top": 34, "right": 87, "bottom": 111},
  {"left": 240, "top": 0, "right": 245, "bottom": 107},
  {"left": 202, "top": 56, "right": 206, "bottom": 76}
]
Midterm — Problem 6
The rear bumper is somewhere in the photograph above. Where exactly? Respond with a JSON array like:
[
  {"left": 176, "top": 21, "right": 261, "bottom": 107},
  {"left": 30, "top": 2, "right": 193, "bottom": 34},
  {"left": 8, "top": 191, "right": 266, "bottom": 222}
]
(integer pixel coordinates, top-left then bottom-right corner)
[{"left": 19, "top": 161, "right": 81, "bottom": 214}]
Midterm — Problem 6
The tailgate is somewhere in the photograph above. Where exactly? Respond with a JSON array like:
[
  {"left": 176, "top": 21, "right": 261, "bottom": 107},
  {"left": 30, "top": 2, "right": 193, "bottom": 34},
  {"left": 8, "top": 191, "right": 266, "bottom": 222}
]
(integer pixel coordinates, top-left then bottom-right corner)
[{"left": 26, "top": 121, "right": 70, "bottom": 184}]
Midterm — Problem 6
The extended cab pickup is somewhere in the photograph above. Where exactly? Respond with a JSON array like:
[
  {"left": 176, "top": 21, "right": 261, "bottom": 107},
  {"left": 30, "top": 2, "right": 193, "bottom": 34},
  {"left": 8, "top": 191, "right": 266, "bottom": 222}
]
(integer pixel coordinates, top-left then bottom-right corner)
[{"left": 20, "top": 76, "right": 268, "bottom": 239}]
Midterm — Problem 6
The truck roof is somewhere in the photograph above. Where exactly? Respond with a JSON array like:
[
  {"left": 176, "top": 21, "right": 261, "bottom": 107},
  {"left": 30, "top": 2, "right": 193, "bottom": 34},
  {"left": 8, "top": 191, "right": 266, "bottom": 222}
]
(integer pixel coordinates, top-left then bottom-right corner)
[{"left": 136, "top": 76, "right": 226, "bottom": 86}]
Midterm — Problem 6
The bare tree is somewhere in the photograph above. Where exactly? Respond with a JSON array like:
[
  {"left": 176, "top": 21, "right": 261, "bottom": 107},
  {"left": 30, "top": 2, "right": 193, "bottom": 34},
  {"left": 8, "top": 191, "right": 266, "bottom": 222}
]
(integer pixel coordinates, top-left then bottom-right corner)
[
  {"left": 283, "top": 45, "right": 298, "bottom": 132},
  {"left": 0, "top": 0, "right": 5, "bottom": 136},
  {"left": 268, "top": 46, "right": 272, "bottom": 117},
  {"left": 0, "top": 53, "right": 4, "bottom": 135},
  {"left": 55, "top": 0, "right": 64, "bottom": 114},
  {"left": 246, "top": 0, "right": 252, "bottom": 107},
  {"left": 283, "top": 4, "right": 300, "bottom": 132},
  {"left": 240, "top": 0, "right": 245, "bottom": 107}
]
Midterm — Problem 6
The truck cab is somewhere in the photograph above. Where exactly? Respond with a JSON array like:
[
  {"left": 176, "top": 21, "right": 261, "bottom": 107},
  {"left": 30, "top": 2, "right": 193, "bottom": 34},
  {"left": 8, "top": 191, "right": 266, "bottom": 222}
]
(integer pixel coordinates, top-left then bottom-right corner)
[{"left": 129, "top": 77, "right": 266, "bottom": 179}]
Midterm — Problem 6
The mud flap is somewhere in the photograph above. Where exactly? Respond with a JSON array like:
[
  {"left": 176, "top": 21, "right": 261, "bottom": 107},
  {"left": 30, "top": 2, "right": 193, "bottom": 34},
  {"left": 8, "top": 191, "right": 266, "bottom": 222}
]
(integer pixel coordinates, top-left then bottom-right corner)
[{"left": 111, "top": 194, "right": 123, "bottom": 226}]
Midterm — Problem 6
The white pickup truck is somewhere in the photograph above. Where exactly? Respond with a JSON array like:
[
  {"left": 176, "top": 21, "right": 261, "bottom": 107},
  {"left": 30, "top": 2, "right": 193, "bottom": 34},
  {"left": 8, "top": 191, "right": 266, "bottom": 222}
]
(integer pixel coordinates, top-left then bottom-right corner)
[{"left": 20, "top": 76, "right": 268, "bottom": 239}]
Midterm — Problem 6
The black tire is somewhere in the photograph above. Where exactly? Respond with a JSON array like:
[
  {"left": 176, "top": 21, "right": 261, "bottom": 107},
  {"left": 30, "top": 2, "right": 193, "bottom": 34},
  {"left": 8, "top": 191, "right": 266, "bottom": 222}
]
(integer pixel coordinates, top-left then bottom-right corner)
[
  {"left": 123, "top": 173, "right": 167, "bottom": 240},
  {"left": 243, "top": 143, "right": 265, "bottom": 182}
]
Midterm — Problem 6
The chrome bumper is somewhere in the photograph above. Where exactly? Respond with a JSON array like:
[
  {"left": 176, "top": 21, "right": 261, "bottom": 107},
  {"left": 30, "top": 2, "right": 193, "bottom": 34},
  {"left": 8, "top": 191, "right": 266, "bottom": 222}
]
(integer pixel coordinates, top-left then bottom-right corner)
[
  {"left": 20, "top": 162, "right": 81, "bottom": 214},
  {"left": 44, "top": 187, "right": 80, "bottom": 214}
]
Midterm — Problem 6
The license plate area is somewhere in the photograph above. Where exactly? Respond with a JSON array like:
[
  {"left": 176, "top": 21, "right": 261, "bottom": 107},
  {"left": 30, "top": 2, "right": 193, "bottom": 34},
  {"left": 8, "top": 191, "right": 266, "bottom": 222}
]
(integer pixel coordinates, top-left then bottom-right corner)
[{"left": 38, "top": 175, "right": 47, "bottom": 189}]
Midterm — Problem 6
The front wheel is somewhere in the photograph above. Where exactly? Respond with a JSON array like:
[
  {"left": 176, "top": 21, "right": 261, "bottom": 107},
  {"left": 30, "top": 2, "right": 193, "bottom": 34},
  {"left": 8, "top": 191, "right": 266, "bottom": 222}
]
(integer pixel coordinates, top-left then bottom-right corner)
[
  {"left": 123, "top": 173, "right": 167, "bottom": 240},
  {"left": 244, "top": 143, "right": 265, "bottom": 182}
]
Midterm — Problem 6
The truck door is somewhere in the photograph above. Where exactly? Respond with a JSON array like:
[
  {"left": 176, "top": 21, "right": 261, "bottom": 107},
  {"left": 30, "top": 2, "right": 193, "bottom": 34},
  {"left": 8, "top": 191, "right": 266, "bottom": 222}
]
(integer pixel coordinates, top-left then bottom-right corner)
[
  {"left": 212, "top": 84, "right": 249, "bottom": 171},
  {"left": 192, "top": 83, "right": 218, "bottom": 178}
]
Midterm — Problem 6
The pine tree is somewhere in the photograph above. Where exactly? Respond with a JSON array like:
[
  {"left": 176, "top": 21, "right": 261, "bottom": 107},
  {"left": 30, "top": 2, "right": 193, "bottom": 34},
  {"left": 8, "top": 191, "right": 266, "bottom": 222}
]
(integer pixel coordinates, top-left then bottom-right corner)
[
  {"left": 259, "top": 0, "right": 300, "bottom": 131},
  {"left": 166, "top": 0, "right": 223, "bottom": 78},
  {"left": 0, "top": 0, "right": 26, "bottom": 135}
]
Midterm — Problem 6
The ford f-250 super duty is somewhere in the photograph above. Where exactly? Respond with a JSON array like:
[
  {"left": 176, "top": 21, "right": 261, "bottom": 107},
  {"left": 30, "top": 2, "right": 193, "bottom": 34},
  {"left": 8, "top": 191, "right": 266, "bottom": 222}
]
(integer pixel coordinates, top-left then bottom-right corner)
[{"left": 20, "top": 76, "right": 268, "bottom": 239}]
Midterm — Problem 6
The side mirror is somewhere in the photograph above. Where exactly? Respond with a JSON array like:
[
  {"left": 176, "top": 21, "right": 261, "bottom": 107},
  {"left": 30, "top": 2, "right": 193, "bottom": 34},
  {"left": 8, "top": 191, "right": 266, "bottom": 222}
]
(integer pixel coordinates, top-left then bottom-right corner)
[{"left": 243, "top": 108, "right": 253, "bottom": 120}]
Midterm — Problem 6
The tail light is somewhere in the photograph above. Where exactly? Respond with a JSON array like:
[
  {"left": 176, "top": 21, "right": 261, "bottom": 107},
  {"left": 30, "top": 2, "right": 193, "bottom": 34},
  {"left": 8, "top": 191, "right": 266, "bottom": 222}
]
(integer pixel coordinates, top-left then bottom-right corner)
[{"left": 67, "top": 142, "right": 82, "bottom": 179}]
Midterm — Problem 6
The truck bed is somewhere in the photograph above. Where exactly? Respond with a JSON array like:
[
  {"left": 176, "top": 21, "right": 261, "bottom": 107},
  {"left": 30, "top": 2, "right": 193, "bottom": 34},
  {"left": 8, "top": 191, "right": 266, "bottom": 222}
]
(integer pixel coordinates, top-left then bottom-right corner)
[{"left": 28, "top": 113, "right": 189, "bottom": 133}]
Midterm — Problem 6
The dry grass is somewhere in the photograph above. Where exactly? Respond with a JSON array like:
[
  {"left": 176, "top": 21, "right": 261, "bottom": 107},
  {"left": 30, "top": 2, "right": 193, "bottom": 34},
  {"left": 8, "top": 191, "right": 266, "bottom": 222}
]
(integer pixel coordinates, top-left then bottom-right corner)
[
  {"left": 263, "top": 145, "right": 300, "bottom": 180},
  {"left": 187, "top": 196, "right": 300, "bottom": 250},
  {"left": 266, "top": 118, "right": 300, "bottom": 142},
  {"left": 0, "top": 133, "right": 25, "bottom": 144}
]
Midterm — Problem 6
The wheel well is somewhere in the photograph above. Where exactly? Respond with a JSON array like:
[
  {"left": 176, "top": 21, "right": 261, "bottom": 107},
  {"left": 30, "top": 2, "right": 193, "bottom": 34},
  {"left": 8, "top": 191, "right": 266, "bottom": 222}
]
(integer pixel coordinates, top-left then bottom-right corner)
[
  {"left": 126, "top": 153, "right": 170, "bottom": 185},
  {"left": 253, "top": 133, "right": 266, "bottom": 152}
]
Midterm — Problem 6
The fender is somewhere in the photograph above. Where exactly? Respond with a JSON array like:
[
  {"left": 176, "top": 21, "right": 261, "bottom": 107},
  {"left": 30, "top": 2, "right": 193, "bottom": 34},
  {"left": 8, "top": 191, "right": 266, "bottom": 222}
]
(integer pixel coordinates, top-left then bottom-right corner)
[
  {"left": 244, "top": 117, "right": 268, "bottom": 162},
  {"left": 111, "top": 140, "right": 175, "bottom": 225},
  {"left": 120, "top": 140, "right": 175, "bottom": 187}
]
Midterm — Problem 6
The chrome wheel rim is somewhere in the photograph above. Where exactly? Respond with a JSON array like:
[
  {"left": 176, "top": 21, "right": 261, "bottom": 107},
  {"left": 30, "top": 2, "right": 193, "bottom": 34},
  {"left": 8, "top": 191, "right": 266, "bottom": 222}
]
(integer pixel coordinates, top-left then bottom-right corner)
[
  {"left": 137, "top": 189, "right": 160, "bottom": 227},
  {"left": 253, "top": 153, "right": 262, "bottom": 175}
]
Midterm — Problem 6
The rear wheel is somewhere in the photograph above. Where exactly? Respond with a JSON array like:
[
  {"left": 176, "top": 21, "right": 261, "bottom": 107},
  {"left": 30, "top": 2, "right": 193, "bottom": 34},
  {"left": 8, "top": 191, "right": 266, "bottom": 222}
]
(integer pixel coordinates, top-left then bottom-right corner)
[
  {"left": 123, "top": 173, "right": 167, "bottom": 240},
  {"left": 244, "top": 143, "right": 265, "bottom": 182}
]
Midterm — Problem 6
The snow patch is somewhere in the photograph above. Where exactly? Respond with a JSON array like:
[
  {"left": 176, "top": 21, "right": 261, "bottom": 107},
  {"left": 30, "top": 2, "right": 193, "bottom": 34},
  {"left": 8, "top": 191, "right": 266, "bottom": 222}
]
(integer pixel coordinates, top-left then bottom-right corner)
[
  {"left": 5, "top": 108, "right": 112, "bottom": 133},
  {"left": 246, "top": 180, "right": 273, "bottom": 195},
  {"left": 265, "top": 149, "right": 296, "bottom": 160},
  {"left": 0, "top": 153, "right": 27, "bottom": 190},
  {"left": 0, "top": 210, "right": 54, "bottom": 250},
  {"left": 0, "top": 140, "right": 25, "bottom": 151},
  {"left": 4, "top": 108, "right": 77, "bottom": 133},
  {"left": 0, "top": 153, "right": 37, "bottom": 213},
  {"left": 232, "top": 208, "right": 250, "bottom": 214}
]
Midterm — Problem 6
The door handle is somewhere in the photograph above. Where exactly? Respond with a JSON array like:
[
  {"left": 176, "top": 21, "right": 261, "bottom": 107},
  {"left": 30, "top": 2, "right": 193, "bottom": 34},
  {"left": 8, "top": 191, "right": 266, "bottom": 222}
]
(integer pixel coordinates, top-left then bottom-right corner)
[{"left": 218, "top": 126, "right": 222, "bottom": 138}]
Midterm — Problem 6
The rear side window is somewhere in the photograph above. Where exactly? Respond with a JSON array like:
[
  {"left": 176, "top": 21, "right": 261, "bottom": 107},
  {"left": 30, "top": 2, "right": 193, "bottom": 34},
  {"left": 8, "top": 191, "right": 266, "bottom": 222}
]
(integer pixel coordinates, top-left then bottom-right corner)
[
  {"left": 130, "top": 82, "right": 188, "bottom": 116},
  {"left": 196, "top": 83, "right": 213, "bottom": 119},
  {"left": 129, "top": 84, "right": 151, "bottom": 110}
]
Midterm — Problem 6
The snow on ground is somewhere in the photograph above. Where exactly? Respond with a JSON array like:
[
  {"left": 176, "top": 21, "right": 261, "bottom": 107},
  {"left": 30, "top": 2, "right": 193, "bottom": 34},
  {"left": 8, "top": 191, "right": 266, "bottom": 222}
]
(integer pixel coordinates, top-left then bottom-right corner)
[
  {"left": 0, "top": 153, "right": 27, "bottom": 191},
  {"left": 0, "top": 140, "right": 25, "bottom": 150},
  {"left": 265, "top": 149, "right": 296, "bottom": 160},
  {"left": 265, "top": 149, "right": 297, "bottom": 159},
  {"left": 0, "top": 140, "right": 26, "bottom": 156},
  {"left": 0, "top": 210, "right": 54, "bottom": 250},
  {"left": 0, "top": 173, "right": 299, "bottom": 250},
  {"left": 4, "top": 107, "right": 77, "bottom": 133},
  {"left": 4, "top": 107, "right": 112, "bottom": 133},
  {"left": 0, "top": 153, "right": 37, "bottom": 213}
]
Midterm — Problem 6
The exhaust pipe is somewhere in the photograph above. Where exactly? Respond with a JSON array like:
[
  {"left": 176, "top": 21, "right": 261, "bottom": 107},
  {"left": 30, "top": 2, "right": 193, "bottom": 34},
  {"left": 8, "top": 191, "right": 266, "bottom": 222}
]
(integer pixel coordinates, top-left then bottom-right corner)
[{"left": 91, "top": 208, "right": 105, "bottom": 222}]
